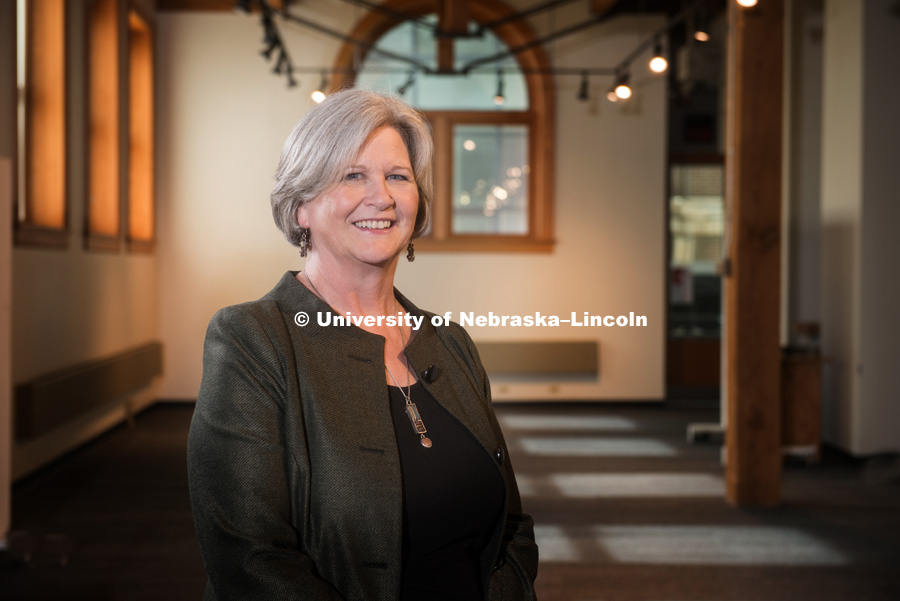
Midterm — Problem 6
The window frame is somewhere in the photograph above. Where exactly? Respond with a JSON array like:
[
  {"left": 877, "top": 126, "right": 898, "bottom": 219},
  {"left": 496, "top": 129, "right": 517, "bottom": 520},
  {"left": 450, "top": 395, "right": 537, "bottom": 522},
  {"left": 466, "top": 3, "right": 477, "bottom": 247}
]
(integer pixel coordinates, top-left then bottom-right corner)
[{"left": 331, "top": 0, "right": 555, "bottom": 253}]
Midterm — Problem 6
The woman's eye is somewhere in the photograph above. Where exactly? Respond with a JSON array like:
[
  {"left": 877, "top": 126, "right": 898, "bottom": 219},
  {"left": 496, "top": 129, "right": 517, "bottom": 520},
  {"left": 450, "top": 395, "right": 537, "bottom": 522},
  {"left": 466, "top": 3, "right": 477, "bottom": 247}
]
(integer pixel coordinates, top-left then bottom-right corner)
[
  {"left": 345, "top": 172, "right": 362, "bottom": 181},
  {"left": 388, "top": 174, "right": 410, "bottom": 181}
]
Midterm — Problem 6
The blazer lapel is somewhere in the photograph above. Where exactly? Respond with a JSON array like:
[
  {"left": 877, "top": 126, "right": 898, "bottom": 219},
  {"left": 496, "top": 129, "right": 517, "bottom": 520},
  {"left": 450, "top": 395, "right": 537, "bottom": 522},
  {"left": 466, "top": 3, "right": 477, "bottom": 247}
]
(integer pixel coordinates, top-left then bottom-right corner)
[{"left": 404, "top": 320, "right": 500, "bottom": 459}]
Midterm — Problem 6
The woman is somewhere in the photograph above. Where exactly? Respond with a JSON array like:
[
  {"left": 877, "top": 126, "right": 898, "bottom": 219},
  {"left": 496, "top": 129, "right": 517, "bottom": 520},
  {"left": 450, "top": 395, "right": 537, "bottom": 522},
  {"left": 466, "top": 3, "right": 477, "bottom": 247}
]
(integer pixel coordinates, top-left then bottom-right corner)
[{"left": 187, "top": 89, "right": 538, "bottom": 601}]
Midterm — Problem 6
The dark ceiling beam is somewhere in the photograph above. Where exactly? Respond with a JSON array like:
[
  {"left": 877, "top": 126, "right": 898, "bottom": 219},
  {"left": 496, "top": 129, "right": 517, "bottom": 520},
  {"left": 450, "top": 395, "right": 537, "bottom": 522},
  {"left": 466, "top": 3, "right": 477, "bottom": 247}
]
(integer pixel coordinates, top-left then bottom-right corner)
[
  {"left": 157, "top": 0, "right": 283, "bottom": 10},
  {"left": 335, "top": 0, "right": 434, "bottom": 30},
  {"left": 476, "top": 0, "right": 582, "bottom": 33},
  {"left": 591, "top": 0, "right": 619, "bottom": 16},
  {"left": 436, "top": 0, "right": 468, "bottom": 72}
]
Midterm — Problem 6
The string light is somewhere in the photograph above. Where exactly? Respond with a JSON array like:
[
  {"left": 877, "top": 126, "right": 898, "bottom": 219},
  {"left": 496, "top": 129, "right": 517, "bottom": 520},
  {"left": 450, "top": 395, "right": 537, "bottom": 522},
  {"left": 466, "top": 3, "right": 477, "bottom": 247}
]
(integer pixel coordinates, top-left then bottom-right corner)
[
  {"left": 397, "top": 71, "right": 416, "bottom": 97},
  {"left": 614, "top": 72, "right": 632, "bottom": 100},
  {"left": 649, "top": 40, "right": 668, "bottom": 74},
  {"left": 493, "top": 69, "right": 505, "bottom": 106},
  {"left": 247, "top": 0, "right": 726, "bottom": 103},
  {"left": 694, "top": 11, "right": 710, "bottom": 42},
  {"left": 577, "top": 71, "right": 589, "bottom": 102},
  {"left": 311, "top": 71, "right": 327, "bottom": 103}
]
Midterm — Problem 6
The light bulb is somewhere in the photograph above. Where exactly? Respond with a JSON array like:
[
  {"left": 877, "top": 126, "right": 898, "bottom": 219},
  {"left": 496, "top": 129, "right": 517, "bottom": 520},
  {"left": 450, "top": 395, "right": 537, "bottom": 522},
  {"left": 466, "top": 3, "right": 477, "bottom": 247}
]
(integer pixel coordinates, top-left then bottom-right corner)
[
  {"left": 736, "top": 0, "right": 758, "bottom": 6},
  {"left": 615, "top": 84, "right": 632, "bottom": 100},
  {"left": 649, "top": 56, "right": 668, "bottom": 73},
  {"left": 311, "top": 90, "right": 326, "bottom": 103}
]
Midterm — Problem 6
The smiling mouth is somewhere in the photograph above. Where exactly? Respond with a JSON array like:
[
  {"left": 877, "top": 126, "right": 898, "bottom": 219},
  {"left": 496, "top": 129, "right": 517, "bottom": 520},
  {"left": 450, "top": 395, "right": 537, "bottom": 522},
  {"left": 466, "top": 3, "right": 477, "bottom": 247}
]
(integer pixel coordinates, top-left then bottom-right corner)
[{"left": 354, "top": 220, "right": 394, "bottom": 230}]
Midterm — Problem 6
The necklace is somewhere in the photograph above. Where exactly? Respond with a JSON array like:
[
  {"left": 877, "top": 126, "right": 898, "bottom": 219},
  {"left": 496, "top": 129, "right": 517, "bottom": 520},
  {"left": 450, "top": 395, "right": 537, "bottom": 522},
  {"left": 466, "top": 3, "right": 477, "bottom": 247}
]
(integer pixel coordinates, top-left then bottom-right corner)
[
  {"left": 304, "top": 270, "right": 327, "bottom": 303},
  {"left": 385, "top": 300, "right": 432, "bottom": 449},
  {"left": 304, "top": 271, "right": 432, "bottom": 449}
]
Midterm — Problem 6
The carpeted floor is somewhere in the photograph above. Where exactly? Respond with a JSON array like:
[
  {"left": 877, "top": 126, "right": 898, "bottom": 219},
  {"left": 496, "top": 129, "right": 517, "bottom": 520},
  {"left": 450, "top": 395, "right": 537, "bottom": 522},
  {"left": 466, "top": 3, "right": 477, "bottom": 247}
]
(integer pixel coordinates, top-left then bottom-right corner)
[{"left": 3, "top": 402, "right": 899, "bottom": 600}]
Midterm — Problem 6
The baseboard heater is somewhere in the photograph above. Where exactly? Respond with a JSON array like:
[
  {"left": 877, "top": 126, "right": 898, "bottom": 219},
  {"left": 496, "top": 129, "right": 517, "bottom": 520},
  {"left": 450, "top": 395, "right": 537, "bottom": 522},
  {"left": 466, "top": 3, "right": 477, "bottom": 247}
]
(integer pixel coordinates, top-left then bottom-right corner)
[
  {"left": 477, "top": 341, "right": 599, "bottom": 381},
  {"left": 15, "top": 341, "right": 163, "bottom": 441}
]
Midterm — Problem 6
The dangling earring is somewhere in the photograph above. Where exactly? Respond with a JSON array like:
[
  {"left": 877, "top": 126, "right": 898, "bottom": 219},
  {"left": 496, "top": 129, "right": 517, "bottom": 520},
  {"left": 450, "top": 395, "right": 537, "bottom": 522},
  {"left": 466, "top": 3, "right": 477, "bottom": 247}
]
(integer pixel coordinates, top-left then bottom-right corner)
[
  {"left": 299, "top": 228, "right": 310, "bottom": 257},
  {"left": 406, "top": 240, "right": 415, "bottom": 262}
]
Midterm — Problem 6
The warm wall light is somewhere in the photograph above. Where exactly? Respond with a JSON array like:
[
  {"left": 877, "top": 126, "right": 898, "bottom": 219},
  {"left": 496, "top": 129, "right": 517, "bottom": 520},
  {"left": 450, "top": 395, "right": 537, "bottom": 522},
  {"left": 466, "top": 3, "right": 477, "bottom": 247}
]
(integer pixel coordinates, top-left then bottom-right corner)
[
  {"left": 736, "top": 0, "right": 758, "bottom": 6},
  {"left": 493, "top": 69, "right": 505, "bottom": 106},
  {"left": 614, "top": 73, "right": 632, "bottom": 100},
  {"left": 649, "top": 41, "right": 668, "bottom": 74},
  {"left": 694, "top": 12, "right": 710, "bottom": 42},
  {"left": 311, "top": 71, "right": 327, "bottom": 103},
  {"left": 397, "top": 70, "right": 416, "bottom": 97},
  {"left": 577, "top": 71, "right": 589, "bottom": 102}
]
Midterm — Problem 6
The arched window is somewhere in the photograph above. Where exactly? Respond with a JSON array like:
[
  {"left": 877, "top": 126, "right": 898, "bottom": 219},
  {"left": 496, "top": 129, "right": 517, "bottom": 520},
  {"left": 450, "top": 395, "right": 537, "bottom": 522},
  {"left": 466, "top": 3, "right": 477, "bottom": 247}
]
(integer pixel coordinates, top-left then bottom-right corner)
[{"left": 331, "top": 0, "right": 554, "bottom": 252}]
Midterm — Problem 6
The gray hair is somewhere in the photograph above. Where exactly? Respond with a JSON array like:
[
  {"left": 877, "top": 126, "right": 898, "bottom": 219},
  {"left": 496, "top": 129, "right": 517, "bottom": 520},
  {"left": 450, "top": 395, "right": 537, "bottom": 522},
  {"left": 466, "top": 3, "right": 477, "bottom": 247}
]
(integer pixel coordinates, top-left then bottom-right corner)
[{"left": 271, "top": 88, "right": 434, "bottom": 247}]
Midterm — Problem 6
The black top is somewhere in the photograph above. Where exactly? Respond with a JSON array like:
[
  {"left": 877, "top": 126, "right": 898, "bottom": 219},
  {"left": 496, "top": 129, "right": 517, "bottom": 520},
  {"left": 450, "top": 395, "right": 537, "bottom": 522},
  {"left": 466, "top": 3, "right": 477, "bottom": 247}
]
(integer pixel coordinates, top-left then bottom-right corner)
[{"left": 387, "top": 382, "right": 505, "bottom": 601}]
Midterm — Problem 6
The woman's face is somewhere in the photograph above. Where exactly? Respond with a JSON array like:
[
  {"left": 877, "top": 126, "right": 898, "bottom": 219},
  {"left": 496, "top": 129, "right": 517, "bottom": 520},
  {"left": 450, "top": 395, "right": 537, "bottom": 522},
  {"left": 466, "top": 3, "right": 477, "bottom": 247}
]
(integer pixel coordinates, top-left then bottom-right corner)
[{"left": 298, "top": 126, "right": 419, "bottom": 269}]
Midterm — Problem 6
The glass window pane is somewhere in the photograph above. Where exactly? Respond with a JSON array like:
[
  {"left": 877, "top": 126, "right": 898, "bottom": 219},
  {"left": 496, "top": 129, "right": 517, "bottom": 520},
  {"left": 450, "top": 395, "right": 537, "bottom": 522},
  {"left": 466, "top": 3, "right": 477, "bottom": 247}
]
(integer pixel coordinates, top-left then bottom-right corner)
[
  {"left": 669, "top": 164, "right": 724, "bottom": 338},
  {"left": 357, "top": 16, "right": 528, "bottom": 111},
  {"left": 453, "top": 125, "right": 528, "bottom": 235}
]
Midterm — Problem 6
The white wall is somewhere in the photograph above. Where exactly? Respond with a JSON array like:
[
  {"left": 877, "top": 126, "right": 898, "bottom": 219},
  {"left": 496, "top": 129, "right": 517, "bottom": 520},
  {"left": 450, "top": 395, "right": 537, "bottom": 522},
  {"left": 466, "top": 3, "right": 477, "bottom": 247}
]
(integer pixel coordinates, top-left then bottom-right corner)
[
  {"left": 785, "top": 0, "right": 823, "bottom": 340},
  {"left": 857, "top": 0, "right": 900, "bottom": 454},
  {"left": 820, "top": 0, "right": 900, "bottom": 454},
  {"left": 156, "top": 5, "right": 667, "bottom": 402}
]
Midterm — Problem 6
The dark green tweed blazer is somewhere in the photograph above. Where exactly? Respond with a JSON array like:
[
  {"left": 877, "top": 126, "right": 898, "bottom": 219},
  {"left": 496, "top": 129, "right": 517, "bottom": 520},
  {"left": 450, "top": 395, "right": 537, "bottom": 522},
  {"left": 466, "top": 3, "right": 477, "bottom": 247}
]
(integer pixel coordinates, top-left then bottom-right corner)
[{"left": 187, "top": 271, "right": 538, "bottom": 601}]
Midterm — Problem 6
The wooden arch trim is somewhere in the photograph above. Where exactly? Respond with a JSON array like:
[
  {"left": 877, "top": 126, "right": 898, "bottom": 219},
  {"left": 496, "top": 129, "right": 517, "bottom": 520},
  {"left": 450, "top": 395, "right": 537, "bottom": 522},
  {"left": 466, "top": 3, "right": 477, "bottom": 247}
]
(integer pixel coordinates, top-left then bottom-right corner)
[{"left": 331, "top": 0, "right": 556, "bottom": 248}]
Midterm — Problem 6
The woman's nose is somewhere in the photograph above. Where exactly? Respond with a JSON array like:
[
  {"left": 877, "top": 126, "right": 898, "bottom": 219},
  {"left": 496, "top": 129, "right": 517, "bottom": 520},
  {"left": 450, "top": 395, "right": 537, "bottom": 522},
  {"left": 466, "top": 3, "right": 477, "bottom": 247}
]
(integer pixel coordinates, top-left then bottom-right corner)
[{"left": 366, "top": 178, "right": 395, "bottom": 210}]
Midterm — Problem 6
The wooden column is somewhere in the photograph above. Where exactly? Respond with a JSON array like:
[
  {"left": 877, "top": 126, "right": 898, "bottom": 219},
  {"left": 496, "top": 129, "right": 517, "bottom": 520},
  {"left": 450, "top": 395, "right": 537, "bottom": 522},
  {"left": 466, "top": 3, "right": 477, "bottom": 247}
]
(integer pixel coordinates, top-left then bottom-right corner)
[{"left": 723, "top": 0, "right": 784, "bottom": 506}]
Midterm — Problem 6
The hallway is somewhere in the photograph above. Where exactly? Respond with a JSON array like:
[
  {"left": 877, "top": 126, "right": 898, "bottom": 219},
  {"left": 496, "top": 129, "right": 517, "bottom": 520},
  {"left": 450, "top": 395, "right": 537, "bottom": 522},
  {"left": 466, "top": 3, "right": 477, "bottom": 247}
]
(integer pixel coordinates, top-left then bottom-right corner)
[{"left": 4, "top": 402, "right": 900, "bottom": 600}]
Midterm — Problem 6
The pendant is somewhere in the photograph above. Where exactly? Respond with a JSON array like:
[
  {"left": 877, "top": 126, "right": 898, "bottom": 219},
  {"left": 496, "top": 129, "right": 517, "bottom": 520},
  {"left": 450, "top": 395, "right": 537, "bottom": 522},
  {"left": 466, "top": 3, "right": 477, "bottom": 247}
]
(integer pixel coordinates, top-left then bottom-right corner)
[
  {"left": 405, "top": 402, "right": 432, "bottom": 448},
  {"left": 405, "top": 402, "right": 428, "bottom": 435}
]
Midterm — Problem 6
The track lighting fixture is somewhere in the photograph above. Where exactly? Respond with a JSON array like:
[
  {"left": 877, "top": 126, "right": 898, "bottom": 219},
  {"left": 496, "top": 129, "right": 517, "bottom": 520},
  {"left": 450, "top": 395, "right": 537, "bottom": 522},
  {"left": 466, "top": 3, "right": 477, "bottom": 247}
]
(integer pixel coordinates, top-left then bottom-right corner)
[
  {"left": 493, "top": 70, "right": 505, "bottom": 106},
  {"left": 311, "top": 71, "right": 327, "bottom": 103},
  {"left": 649, "top": 40, "right": 668, "bottom": 74},
  {"left": 244, "top": 0, "right": 723, "bottom": 103},
  {"left": 397, "top": 71, "right": 416, "bottom": 97},
  {"left": 272, "top": 48, "right": 287, "bottom": 75},
  {"left": 261, "top": 36, "right": 278, "bottom": 60},
  {"left": 577, "top": 72, "right": 589, "bottom": 102},
  {"left": 694, "top": 12, "right": 710, "bottom": 42},
  {"left": 614, "top": 72, "right": 632, "bottom": 100}
]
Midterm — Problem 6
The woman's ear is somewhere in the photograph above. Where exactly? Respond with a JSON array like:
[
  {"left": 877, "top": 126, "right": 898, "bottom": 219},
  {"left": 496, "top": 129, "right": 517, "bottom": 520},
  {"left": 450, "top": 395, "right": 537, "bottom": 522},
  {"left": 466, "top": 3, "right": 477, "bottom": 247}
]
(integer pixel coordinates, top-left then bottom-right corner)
[{"left": 296, "top": 203, "right": 309, "bottom": 229}]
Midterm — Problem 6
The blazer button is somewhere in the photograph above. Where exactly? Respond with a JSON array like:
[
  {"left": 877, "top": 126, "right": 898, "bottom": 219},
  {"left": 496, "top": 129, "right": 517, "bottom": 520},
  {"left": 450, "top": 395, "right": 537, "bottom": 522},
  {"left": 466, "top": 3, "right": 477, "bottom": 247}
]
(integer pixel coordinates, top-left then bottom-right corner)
[
  {"left": 422, "top": 365, "right": 438, "bottom": 383},
  {"left": 494, "top": 446, "right": 505, "bottom": 465},
  {"left": 493, "top": 556, "right": 506, "bottom": 572}
]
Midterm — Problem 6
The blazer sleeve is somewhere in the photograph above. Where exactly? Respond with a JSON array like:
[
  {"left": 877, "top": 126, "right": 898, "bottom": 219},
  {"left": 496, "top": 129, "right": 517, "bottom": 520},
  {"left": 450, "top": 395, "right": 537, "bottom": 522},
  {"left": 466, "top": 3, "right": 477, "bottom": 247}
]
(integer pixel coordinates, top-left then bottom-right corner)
[
  {"left": 187, "top": 307, "right": 344, "bottom": 601},
  {"left": 456, "top": 326, "right": 539, "bottom": 601}
]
